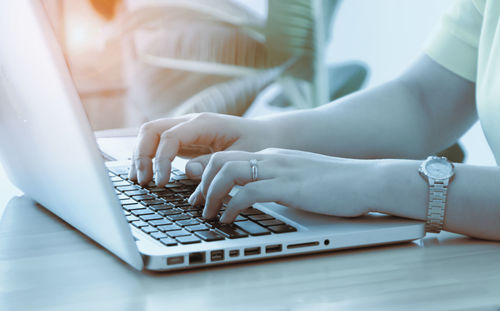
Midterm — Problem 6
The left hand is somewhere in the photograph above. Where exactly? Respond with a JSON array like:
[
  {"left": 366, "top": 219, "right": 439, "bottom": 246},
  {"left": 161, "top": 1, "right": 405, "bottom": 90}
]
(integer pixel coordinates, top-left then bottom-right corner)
[{"left": 188, "top": 148, "right": 383, "bottom": 223}]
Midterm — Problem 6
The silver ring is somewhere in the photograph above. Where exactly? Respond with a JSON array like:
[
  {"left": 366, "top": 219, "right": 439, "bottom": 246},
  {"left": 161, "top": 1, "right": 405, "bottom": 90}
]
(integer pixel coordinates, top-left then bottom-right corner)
[{"left": 250, "top": 159, "right": 258, "bottom": 181}]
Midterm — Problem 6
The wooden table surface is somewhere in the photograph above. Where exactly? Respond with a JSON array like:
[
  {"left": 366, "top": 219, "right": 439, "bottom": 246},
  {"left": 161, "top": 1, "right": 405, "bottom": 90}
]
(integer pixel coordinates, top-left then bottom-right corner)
[{"left": 1, "top": 195, "right": 500, "bottom": 311}]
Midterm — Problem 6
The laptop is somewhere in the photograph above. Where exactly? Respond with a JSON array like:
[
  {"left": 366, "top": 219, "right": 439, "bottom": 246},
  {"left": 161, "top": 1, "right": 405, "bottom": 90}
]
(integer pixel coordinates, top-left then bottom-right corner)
[{"left": 0, "top": 0, "right": 424, "bottom": 271}]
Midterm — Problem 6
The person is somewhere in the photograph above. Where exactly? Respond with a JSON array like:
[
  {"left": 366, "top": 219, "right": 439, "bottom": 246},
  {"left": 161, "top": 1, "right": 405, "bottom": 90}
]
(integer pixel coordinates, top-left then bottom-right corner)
[{"left": 128, "top": 0, "right": 500, "bottom": 241}]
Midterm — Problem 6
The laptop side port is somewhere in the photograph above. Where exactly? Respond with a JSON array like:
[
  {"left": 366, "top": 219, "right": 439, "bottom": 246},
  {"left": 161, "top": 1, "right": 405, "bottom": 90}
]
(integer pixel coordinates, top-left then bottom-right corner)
[
  {"left": 210, "top": 250, "right": 224, "bottom": 262},
  {"left": 189, "top": 252, "right": 205, "bottom": 265},
  {"left": 229, "top": 249, "right": 239, "bottom": 257},
  {"left": 244, "top": 247, "right": 261, "bottom": 256},
  {"left": 287, "top": 241, "right": 320, "bottom": 249},
  {"left": 265, "top": 244, "right": 282, "bottom": 254},
  {"left": 167, "top": 256, "right": 184, "bottom": 265}
]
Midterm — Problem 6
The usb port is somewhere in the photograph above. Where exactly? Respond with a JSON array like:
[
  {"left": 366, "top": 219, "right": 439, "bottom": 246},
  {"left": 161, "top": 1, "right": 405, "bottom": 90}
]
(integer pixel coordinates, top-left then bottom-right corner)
[
  {"left": 167, "top": 256, "right": 184, "bottom": 265},
  {"left": 229, "top": 250, "right": 239, "bottom": 257},
  {"left": 244, "top": 247, "right": 261, "bottom": 256},
  {"left": 210, "top": 250, "right": 224, "bottom": 262},
  {"left": 189, "top": 252, "right": 205, "bottom": 265},
  {"left": 265, "top": 244, "right": 282, "bottom": 254}
]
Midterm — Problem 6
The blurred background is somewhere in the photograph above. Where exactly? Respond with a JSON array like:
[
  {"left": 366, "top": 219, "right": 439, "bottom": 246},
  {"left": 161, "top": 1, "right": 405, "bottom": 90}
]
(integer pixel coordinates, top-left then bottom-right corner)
[{"left": 0, "top": 0, "right": 495, "bottom": 215}]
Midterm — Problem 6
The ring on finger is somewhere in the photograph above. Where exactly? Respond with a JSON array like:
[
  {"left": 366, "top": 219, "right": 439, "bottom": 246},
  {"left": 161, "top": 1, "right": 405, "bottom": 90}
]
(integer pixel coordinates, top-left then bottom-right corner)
[{"left": 250, "top": 159, "right": 258, "bottom": 182}]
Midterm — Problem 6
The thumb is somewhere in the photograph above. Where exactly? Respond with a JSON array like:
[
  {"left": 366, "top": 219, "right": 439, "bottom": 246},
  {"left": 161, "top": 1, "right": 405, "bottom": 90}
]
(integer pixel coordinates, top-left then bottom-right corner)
[{"left": 185, "top": 154, "right": 211, "bottom": 180}]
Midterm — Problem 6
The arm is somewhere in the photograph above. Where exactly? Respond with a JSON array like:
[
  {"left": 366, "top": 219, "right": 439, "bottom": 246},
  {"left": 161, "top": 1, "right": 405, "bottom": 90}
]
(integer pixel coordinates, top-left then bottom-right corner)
[
  {"left": 193, "top": 150, "right": 500, "bottom": 241},
  {"left": 266, "top": 55, "right": 477, "bottom": 159},
  {"left": 374, "top": 159, "right": 500, "bottom": 241}
]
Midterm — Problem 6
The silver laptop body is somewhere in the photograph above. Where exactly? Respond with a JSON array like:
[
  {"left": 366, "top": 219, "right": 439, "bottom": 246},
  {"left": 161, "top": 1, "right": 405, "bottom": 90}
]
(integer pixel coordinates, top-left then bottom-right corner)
[{"left": 0, "top": 0, "right": 424, "bottom": 271}]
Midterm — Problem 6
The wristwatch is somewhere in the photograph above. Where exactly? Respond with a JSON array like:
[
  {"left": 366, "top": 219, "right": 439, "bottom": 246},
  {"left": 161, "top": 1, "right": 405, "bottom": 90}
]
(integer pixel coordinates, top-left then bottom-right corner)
[{"left": 419, "top": 156, "right": 455, "bottom": 233}]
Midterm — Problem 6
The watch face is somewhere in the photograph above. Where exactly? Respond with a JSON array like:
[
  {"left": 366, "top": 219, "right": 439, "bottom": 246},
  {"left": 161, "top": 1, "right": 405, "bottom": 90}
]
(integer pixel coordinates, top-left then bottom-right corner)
[{"left": 424, "top": 157, "right": 454, "bottom": 179}]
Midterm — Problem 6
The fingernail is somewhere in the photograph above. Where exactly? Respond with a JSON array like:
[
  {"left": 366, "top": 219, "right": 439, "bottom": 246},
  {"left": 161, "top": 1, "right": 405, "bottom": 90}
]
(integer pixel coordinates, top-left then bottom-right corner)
[
  {"left": 188, "top": 192, "right": 197, "bottom": 205},
  {"left": 137, "top": 170, "right": 144, "bottom": 184},
  {"left": 186, "top": 162, "right": 203, "bottom": 177}
]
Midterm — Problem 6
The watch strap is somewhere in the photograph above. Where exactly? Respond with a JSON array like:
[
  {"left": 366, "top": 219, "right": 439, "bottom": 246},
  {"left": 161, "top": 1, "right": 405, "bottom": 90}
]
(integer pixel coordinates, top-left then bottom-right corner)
[{"left": 425, "top": 179, "right": 449, "bottom": 233}]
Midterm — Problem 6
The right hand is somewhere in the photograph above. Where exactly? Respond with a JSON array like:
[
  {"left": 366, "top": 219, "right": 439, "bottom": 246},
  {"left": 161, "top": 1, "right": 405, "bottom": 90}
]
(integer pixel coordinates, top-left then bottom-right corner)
[{"left": 128, "top": 113, "right": 275, "bottom": 186}]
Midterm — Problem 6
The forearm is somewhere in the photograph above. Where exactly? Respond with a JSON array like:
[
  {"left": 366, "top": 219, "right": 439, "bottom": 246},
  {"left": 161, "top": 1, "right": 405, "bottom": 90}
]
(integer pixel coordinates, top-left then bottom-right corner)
[
  {"left": 261, "top": 55, "right": 476, "bottom": 159},
  {"left": 266, "top": 78, "right": 431, "bottom": 159},
  {"left": 374, "top": 160, "right": 500, "bottom": 241}
]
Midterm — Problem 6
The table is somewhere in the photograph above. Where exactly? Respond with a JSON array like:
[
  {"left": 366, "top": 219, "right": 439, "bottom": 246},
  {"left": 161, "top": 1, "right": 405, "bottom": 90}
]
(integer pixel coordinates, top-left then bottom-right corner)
[{"left": 2, "top": 196, "right": 500, "bottom": 311}]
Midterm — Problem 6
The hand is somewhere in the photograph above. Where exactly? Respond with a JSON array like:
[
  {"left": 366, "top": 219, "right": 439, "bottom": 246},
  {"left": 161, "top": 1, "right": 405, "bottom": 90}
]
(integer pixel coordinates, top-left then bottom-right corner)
[
  {"left": 129, "top": 113, "right": 277, "bottom": 186},
  {"left": 189, "top": 148, "right": 382, "bottom": 223}
]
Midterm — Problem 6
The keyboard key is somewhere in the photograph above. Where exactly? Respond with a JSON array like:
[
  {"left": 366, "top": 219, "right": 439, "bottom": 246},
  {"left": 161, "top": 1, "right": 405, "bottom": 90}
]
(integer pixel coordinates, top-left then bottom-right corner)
[
  {"left": 185, "top": 224, "right": 209, "bottom": 232},
  {"left": 187, "top": 210, "right": 203, "bottom": 217},
  {"left": 116, "top": 185, "right": 141, "bottom": 192},
  {"left": 258, "top": 219, "right": 285, "bottom": 227},
  {"left": 159, "top": 237, "right": 178, "bottom": 246},
  {"left": 248, "top": 214, "right": 274, "bottom": 221},
  {"left": 179, "top": 179, "right": 198, "bottom": 186},
  {"left": 234, "top": 215, "right": 246, "bottom": 222},
  {"left": 167, "top": 229, "right": 191, "bottom": 238},
  {"left": 176, "top": 219, "right": 199, "bottom": 227},
  {"left": 133, "top": 195, "right": 157, "bottom": 201},
  {"left": 214, "top": 224, "right": 248, "bottom": 239},
  {"left": 131, "top": 220, "right": 148, "bottom": 228},
  {"left": 240, "top": 208, "right": 264, "bottom": 216},
  {"left": 118, "top": 194, "right": 129, "bottom": 200},
  {"left": 108, "top": 167, "right": 130, "bottom": 175},
  {"left": 234, "top": 221, "right": 270, "bottom": 236},
  {"left": 131, "top": 209, "right": 155, "bottom": 216},
  {"left": 123, "top": 203, "right": 146, "bottom": 211},
  {"left": 164, "top": 183, "right": 182, "bottom": 188},
  {"left": 167, "top": 214, "right": 191, "bottom": 221},
  {"left": 113, "top": 181, "right": 131, "bottom": 187},
  {"left": 124, "top": 190, "right": 149, "bottom": 196},
  {"left": 110, "top": 176, "right": 123, "bottom": 182},
  {"left": 139, "top": 214, "right": 163, "bottom": 221},
  {"left": 268, "top": 225, "right": 297, "bottom": 234},
  {"left": 121, "top": 199, "right": 139, "bottom": 206},
  {"left": 157, "top": 208, "right": 183, "bottom": 216},
  {"left": 149, "top": 219, "right": 172, "bottom": 226},
  {"left": 123, "top": 210, "right": 131, "bottom": 216},
  {"left": 126, "top": 215, "right": 139, "bottom": 222},
  {"left": 147, "top": 187, "right": 171, "bottom": 193},
  {"left": 143, "top": 199, "right": 166, "bottom": 206},
  {"left": 155, "top": 191, "right": 176, "bottom": 199},
  {"left": 158, "top": 224, "right": 181, "bottom": 232},
  {"left": 150, "top": 204, "right": 175, "bottom": 211},
  {"left": 195, "top": 230, "right": 225, "bottom": 241},
  {"left": 141, "top": 226, "right": 158, "bottom": 234},
  {"left": 176, "top": 235, "right": 201, "bottom": 244},
  {"left": 151, "top": 231, "right": 168, "bottom": 239}
]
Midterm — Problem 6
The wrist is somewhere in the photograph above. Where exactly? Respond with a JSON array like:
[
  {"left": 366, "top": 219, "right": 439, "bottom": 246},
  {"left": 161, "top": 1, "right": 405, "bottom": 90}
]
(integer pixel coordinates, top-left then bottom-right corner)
[{"left": 370, "top": 159, "right": 427, "bottom": 221}]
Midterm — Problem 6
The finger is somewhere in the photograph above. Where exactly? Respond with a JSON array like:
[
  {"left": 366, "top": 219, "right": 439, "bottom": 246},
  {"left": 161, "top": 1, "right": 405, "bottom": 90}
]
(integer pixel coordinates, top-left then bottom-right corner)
[
  {"left": 203, "top": 160, "right": 274, "bottom": 219},
  {"left": 220, "top": 180, "right": 279, "bottom": 223},
  {"left": 128, "top": 157, "right": 138, "bottom": 181},
  {"left": 184, "top": 139, "right": 252, "bottom": 180},
  {"left": 188, "top": 184, "right": 204, "bottom": 206},
  {"left": 154, "top": 118, "right": 220, "bottom": 186},
  {"left": 185, "top": 154, "right": 211, "bottom": 180},
  {"left": 199, "top": 151, "right": 253, "bottom": 198},
  {"left": 133, "top": 119, "right": 183, "bottom": 185}
]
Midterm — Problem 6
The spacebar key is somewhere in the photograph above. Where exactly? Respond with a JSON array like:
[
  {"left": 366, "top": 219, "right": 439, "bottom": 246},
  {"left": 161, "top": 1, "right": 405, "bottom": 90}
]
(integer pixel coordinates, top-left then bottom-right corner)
[{"left": 234, "top": 221, "right": 270, "bottom": 236}]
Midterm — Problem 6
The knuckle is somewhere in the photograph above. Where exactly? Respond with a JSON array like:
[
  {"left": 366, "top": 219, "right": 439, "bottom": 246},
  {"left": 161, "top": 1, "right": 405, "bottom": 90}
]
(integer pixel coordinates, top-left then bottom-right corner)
[
  {"left": 219, "top": 162, "right": 236, "bottom": 177},
  {"left": 260, "top": 147, "right": 279, "bottom": 155},
  {"left": 159, "top": 130, "right": 174, "bottom": 140},
  {"left": 193, "top": 112, "right": 214, "bottom": 122},
  {"left": 210, "top": 151, "right": 225, "bottom": 166},
  {"left": 139, "top": 121, "right": 156, "bottom": 135}
]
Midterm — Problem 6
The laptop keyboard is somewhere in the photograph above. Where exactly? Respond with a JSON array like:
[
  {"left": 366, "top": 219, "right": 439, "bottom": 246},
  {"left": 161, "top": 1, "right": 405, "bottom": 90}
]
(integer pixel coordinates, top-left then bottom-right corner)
[{"left": 108, "top": 166, "right": 297, "bottom": 247}]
